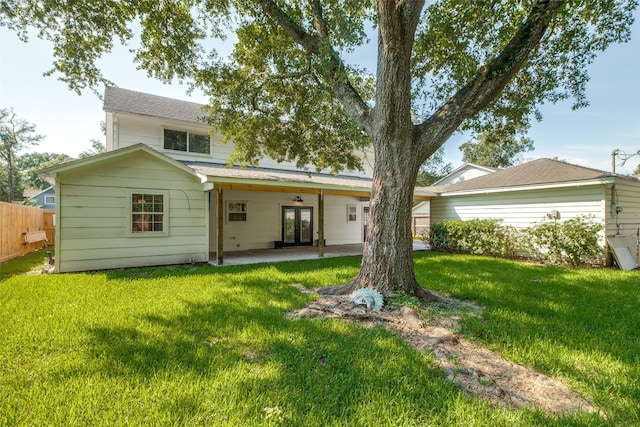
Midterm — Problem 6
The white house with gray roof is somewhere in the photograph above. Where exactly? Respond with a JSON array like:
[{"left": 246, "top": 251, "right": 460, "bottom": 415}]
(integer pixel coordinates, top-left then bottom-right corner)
[
  {"left": 42, "top": 87, "right": 433, "bottom": 272},
  {"left": 426, "top": 158, "right": 640, "bottom": 266}
]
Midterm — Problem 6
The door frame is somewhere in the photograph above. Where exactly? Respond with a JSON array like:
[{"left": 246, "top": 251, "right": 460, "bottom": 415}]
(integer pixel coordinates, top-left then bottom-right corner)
[{"left": 281, "top": 206, "right": 314, "bottom": 246}]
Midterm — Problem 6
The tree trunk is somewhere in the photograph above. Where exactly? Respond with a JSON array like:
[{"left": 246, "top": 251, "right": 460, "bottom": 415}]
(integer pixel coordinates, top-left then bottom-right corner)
[
  {"left": 318, "top": 136, "right": 440, "bottom": 302},
  {"left": 7, "top": 154, "right": 14, "bottom": 203},
  {"left": 319, "top": 0, "right": 440, "bottom": 302}
]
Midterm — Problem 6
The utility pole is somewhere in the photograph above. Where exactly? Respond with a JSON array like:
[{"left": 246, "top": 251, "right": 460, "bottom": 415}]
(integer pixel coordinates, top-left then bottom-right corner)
[{"left": 611, "top": 149, "right": 640, "bottom": 174}]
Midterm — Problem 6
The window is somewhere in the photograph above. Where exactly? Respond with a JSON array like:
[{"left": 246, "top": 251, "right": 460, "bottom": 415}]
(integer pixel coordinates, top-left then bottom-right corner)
[
  {"left": 228, "top": 201, "right": 247, "bottom": 222},
  {"left": 347, "top": 205, "right": 357, "bottom": 222},
  {"left": 131, "top": 193, "right": 166, "bottom": 234},
  {"left": 164, "top": 129, "right": 210, "bottom": 154},
  {"left": 44, "top": 196, "right": 55, "bottom": 204}
]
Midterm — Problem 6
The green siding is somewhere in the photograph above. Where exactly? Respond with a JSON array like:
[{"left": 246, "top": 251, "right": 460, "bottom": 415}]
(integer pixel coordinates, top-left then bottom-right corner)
[{"left": 57, "top": 150, "right": 207, "bottom": 272}]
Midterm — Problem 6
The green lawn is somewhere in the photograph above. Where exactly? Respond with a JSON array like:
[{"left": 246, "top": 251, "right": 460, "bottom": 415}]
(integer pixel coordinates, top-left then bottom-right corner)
[{"left": 1, "top": 251, "right": 639, "bottom": 426}]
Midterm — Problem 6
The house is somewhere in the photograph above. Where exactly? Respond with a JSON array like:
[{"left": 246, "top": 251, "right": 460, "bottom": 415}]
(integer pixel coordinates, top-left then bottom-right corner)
[
  {"left": 425, "top": 158, "right": 640, "bottom": 265},
  {"left": 411, "top": 163, "right": 497, "bottom": 235},
  {"left": 24, "top": 186, "right": 56, "bottom": 209},
  {"left": 41, "top": 87, "right": 433, "bottom": 272}
]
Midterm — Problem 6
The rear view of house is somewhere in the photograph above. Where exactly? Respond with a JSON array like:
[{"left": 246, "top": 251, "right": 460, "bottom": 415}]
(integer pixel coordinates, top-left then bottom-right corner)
[{"left": 43, "top": 87, "right": 432, "bottom": 272}]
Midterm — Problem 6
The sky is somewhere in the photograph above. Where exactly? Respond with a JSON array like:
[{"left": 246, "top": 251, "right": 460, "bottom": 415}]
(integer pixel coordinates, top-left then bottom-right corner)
[{"left": 1, "top": 11, "right": 639, "bottom": 174}]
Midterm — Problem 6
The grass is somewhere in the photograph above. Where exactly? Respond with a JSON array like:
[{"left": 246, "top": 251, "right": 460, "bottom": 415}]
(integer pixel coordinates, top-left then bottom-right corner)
[
  {"left": 0, "top": 250, "right": 52, "bottom": 278},
  {"left": 1, "top": 251, "right": 639, "bottom": 425}
]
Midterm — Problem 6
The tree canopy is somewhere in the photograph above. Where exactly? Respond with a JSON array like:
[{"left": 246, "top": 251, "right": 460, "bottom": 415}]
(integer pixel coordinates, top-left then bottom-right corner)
[
  {"left": 1, "top": 0, "right": 636, "bottom": 296},
  {"left": 78, "top": 139, "right": 106, "bottom": 159},
  {"left": 460, "top": 128, "right": 535, "bottom": 168},
  {"left": 2, "top": 1, "right": 635, "bottom": 172},
  {"left": 416, "top": 147, "right": 452, "bottom": 186},
  {"left": 0, "top": 108, "right": 44, "bottom": 202},
  {"left": 16, "top": 151, "right": 68, "bottom": 190}
]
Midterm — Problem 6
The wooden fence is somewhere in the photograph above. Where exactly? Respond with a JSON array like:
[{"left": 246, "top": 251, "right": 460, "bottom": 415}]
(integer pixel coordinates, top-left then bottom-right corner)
[
  {"left": 0, "top": 202, "right": 55, "bottom": 264},
  {"left": 412, "top": 214, "right": 430, "bottom": 238}
]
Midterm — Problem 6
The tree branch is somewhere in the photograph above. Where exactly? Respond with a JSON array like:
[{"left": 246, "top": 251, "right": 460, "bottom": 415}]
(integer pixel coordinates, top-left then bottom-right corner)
[
  {"left": 252, "top": 0, "right": 372, "bottom": 133},
  {"left": 414, "top": 0, "right": 566, "bottom": 157},
  {"left": 311, "top": 0, "right": 329, "bottom": 39}
]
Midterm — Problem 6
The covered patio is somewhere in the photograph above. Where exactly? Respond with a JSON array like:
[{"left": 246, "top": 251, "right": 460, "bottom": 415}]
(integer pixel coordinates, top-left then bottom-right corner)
[{"left": 209, "top": 241, "right": 430, "bottom": 266}]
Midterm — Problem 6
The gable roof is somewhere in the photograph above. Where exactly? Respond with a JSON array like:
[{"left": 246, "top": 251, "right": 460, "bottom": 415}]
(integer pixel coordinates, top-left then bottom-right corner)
[
  {"left": 40, "top": 144, "right": 202, "bottom": 183},
  {"left": 434, "top": 158, "right": 622, "bottom": 195},
  {"left": 431, "top": 163, "right": 498, "bottom": 186},
  {"left": 104, "top": 87, "right": 206, "bottom": 123},
  {"left": 24, "top": 186, "right": 54, "bottom": 200},
  {"left": 23, "top": 188, "right": 43, "bottom": 199}
]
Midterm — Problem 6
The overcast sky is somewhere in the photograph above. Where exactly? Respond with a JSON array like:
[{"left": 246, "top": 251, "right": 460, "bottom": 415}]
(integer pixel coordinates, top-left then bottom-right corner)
[{"left": 1, "top": 11, "right": 639, "bottom": 174}]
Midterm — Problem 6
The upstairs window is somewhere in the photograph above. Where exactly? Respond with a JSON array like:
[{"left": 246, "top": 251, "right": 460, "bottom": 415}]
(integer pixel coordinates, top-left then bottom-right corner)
[
  {"left": 131, "top": 193, "right": 166, "bottom": 234},
  {"left": 164, "top": 129, "right": 210, "bottom": 154}
]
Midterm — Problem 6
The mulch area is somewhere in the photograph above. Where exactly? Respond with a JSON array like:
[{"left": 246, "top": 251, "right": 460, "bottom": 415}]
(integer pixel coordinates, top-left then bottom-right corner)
[{"left": 286, "top": 284, "right": 599, "bottom": 416}]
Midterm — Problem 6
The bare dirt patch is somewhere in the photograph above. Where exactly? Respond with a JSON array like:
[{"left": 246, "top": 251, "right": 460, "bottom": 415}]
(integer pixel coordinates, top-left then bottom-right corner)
[{"left": 286, "top": 284, "right": 599, "bottom": 416}]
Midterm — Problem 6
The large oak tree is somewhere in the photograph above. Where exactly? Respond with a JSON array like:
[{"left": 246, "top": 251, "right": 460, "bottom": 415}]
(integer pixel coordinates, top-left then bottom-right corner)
[{"left": 1, "top": 0, "right": 635, "bottom": 298}]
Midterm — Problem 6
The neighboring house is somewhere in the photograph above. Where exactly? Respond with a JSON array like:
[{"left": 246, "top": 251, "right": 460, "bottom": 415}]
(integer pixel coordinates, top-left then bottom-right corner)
[
  {"left": 41, "top": 87, "right": 433, "bottom": 272},
  {"left": 427, "top": 158, "right": 640, "bottom": 265},
  {"left": 24, "top": 187, "right": 56, "bottom": 209}
]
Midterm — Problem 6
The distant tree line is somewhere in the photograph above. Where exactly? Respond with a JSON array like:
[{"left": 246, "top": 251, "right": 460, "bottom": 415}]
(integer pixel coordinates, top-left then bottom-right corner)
[{"left": 0, "top": 107, "right": 104, "bottom": 203}]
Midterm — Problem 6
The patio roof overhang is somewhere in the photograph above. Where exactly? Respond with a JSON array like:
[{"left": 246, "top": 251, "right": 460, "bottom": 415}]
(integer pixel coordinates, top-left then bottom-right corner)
[{"left": 186, "top": 161, "right": 434, "bottom": 201}]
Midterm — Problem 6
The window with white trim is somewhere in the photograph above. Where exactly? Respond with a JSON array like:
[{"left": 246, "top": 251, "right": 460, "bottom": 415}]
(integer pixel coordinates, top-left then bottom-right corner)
[
  {"left": 131, "top": 192, "right": 167, "bottom": 234},
  {"left": 164, "top": 128, "right": 211, "bottom": 154},
  {"left": 228, "top": 201, "right": 247, "bottom": 222},
  {"left": 347, "top": 205, "right": 357, "bottom": 222},
  {"left": 44, "top": 195, "right": 55, "bottom": 204}
]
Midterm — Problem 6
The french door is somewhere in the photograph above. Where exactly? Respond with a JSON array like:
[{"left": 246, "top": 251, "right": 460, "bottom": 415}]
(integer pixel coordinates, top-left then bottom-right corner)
[{"left": 282, "top": 206, "right": 313, "bottom": 246}]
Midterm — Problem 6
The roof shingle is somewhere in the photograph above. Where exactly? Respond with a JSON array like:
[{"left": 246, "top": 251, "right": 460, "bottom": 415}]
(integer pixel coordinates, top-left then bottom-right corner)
[
  {"left": 434, "top": 158, "right": 618, "bottom": 193},
  {"left": 104, "top": 87, "right": 206, "bottom": 123},
  {"left": 184, "top": 161, "right": 376, "bottom": 190}
]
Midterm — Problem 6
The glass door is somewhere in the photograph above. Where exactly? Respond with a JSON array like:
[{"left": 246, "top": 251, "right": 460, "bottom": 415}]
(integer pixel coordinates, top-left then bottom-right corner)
[{"left": 282, "top": 206, "right": 313, "bottom": 246}]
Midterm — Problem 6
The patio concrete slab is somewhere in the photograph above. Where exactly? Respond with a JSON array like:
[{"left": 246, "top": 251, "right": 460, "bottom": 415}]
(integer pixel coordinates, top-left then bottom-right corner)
[{"left": 210, "top": 240, "right": 430, "bottom": 266}]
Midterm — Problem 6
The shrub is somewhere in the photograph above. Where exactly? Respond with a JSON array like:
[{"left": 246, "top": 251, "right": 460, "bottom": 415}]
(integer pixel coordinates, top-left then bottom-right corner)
[
  {"left": 428, "top": 218, "right": 520, "bottom": 258},
  {"left": 526, "top": 215, "right": 604, "bottom": 267},
  {"left": 428, "top": 215, "right": 604, "bottom": 267}
]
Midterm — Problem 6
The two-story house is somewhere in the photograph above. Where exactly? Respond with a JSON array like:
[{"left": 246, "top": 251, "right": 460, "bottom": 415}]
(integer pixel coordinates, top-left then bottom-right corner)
[{"left": 42, "top": 87, "right": 432, "bottom": 272}]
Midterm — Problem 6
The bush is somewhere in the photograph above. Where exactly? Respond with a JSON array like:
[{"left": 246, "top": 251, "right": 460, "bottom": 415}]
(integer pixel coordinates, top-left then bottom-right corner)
[
  {"left": 428, "top": 216, "right": 603, "bottom": 267},
  {"left": 526, "top": 215, "right": 604, "bottom": 267},
  {"left": 428, "top": 218, "right": 520, "bottom": 258}
]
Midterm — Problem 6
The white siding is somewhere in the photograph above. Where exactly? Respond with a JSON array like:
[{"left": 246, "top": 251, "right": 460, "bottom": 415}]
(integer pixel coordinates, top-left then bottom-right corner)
[
  {"left": 435, "top": 165, "right": 495, "bottom": 186},
  {"left": 110, "top": 112, "right": 373, "bottom": 178},
  {"left": 412, "top": 201, "right": 430, "bottom": 215},
  {"left": 57, "top": 152, "right": 207, "bottom": 272},
  {"left": 208, "top": 191, "right": 365, "bottom": 251},
  {"left": 430, "top": 186, "right": 606, "bottom": 230},
  {"left": 605, "top": 181, "right": 640, "bottom": 240}
]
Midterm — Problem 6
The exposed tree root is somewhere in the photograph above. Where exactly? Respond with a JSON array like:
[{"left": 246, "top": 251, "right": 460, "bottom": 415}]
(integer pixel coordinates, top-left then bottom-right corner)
[
  {"left": 317, "top": 280, "right": 442, "bottom": 303},
  {"left": 287, "top": 284, "right": 600, "bottom": 417},
  {"left": 316, "top": 282, "right": 353, "bottom": 296}
]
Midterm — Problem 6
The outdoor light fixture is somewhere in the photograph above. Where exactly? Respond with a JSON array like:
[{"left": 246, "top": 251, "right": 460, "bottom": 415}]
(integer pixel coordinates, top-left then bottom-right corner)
[{"left": 294, "top": 196, "right": 304, "bottom": 202}]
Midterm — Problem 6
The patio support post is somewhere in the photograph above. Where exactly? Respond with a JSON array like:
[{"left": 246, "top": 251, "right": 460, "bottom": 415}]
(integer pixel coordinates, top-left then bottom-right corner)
[
  {"left": 318, "top": 191, "right": 325, "bottom": 257},
  {"left": 216, "top": 188, "right": 224, "bottom": 265}
]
